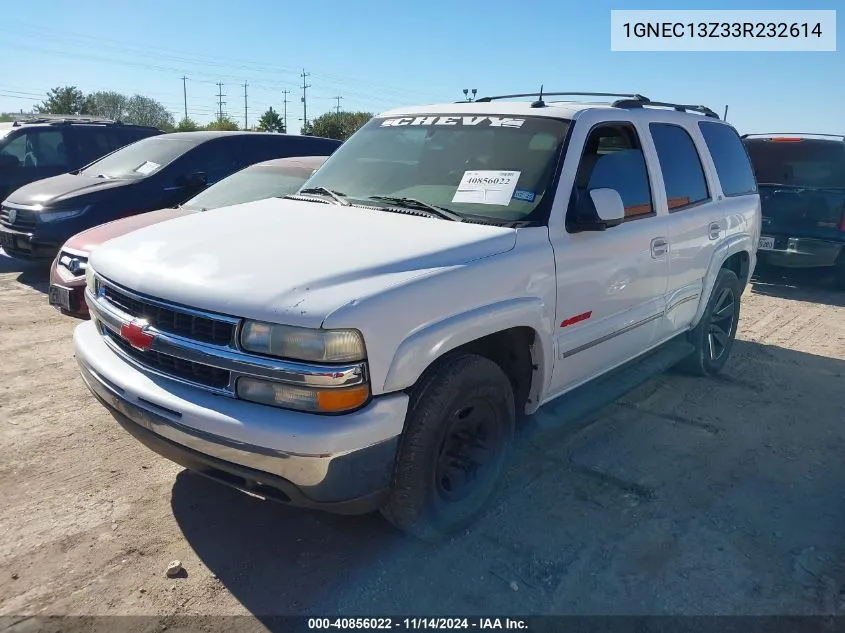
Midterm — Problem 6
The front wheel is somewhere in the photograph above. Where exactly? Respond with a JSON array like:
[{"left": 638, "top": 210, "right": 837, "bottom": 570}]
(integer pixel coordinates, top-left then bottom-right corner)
[
  {"left": 380, "top": 353, "right": 516, "bottom": 542},
  {"left": 676, "top": 268, "right": 742, "bottom": 377}
]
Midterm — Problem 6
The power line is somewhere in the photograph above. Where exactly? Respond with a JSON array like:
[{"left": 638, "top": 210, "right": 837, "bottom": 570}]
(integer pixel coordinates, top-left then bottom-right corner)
[
  {"left": 334, "top": 96, "right": 343, "bottom": 113},
  {"left": 4, "top": 20, "right": 453, "bottom": 100},
  {"left": 281, "top": 89, "right": 289, "bottom": 133},
  {"left": 216, "top": 83, "right": 226, "bottom": 121},
  {"left": 300, "top": 69, "right": 310, "bottom": 132}
]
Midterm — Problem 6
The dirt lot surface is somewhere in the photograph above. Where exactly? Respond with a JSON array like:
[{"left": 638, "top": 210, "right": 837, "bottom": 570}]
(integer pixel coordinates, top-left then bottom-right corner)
[{"left": 2, "top": 252, "right": 845, "bottom": 630}]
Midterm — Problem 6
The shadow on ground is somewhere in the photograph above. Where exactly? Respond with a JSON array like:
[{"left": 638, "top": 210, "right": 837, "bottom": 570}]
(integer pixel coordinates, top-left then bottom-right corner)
[
  {"left": 750, "top": 264, "right": 845, "bottom": 307},
  {"left": 1, "top": 250, "right": 52, "bottom": 293},
  {"left": 171, "top": 333, "right": 845, "bottom": 621}
]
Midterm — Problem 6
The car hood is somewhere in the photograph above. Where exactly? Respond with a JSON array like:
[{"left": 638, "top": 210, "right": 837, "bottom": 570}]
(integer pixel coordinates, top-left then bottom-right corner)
[
  {"left": 89, "top": 198, "right": 517, "bottom": 329},
  {"left": 64, "top": 207, "right": 196, "bottom": 254},
  {"left": 5, "top": 173, "right": 131, "bottom": 207}
]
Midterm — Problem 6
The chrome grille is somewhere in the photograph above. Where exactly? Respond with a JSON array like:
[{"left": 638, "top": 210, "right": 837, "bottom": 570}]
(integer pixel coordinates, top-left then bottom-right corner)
[
  {"left": 89, "top": 274, "right": 368, "bottom": 400},
  {"left": 104, "top": 326, "right": 231, "bottom": 390},
  {"left": 101, "top": 282, "right": 236, "bottom": 346},
  {"left": 0, "top": 206, "right": 36, "bottom": 231}
]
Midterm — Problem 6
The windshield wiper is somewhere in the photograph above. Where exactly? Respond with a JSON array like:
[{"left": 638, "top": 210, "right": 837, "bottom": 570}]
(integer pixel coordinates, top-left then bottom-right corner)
[
  {"left": 290, "top": 186, "right": 350, "bottom": 206},
  {"left": 367, "top": 196, "right": 462, "bottom": 222}
]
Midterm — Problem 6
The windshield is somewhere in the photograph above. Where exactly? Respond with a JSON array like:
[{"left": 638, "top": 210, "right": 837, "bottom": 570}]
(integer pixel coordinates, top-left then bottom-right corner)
[
  {"left": 300, "top": 114, "right": 570, "bottom": 223},
  {"left": 744, "top": 139, "right": 845, "bottom": 189},
  {"left": 78, "top": 136, "right": 196, "bottom": 180},
  {"left": 182, "top": 164, "right": 319, "bottom": 211}
]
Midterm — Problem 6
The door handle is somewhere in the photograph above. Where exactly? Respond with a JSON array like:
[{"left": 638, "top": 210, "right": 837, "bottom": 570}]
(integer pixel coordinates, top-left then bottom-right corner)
[
  {"left": 651, "top": 237, "right": 669, "bottom": 259},
  {"left": 708, "top": 221, "right": 721, "bottom": 240}
]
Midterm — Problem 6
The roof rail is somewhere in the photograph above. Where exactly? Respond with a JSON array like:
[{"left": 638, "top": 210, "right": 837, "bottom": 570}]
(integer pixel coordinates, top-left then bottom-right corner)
[
  {"left": 474, "top": 91, "right": 649, "bottom": 104},
  {"left": 471, "top": 90, "right": 719, "bottom": 119},
  {"left": 14, "top": 114, "right": 120, "bottom": 126},
  {"left": 612, "top": 97, "right": 720, "bottom": 119},
  {"left": 741, "top": 133, "right": 845, "bottom": 141}
]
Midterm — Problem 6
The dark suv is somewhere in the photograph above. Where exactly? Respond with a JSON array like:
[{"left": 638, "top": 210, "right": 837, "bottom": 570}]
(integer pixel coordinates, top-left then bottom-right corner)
[
  {"left": 0, "top": 130, "right": 342, "bottom": 260},
  {"left": 743, "top": 133, "right": 845, "bottom": 288},
  {"left": 0, "top": 116, "right": 163, "bottom": 202}
]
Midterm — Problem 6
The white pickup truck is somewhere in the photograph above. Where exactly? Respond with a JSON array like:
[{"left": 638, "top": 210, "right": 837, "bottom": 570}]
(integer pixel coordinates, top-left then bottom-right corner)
[{"left": 74, "top": 92, "right": 761, "bottom": 541}]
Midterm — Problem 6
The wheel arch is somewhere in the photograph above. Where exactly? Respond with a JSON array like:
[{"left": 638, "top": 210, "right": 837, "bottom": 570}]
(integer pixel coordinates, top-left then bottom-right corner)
[
  {"left": 691, "top": 235, "right": 753, "bottom": 328},
  {"left": 382, "top": 297, "right": 553, "bottom": 416}
]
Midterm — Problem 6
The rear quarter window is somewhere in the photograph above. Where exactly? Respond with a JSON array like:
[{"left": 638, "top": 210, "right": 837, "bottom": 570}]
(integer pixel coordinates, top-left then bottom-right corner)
[{"left": 698, "top": 122, "right": 757, "bottom": 197}]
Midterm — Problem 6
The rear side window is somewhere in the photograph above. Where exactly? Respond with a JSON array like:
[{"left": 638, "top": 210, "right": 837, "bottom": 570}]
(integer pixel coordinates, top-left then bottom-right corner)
[
  {"left": 744, "top": 139, "right": 845, "bottom": 189},
  {"left": 109, "top": 128, "right": 153, "bottom": 148},
  {"left": 649, "top": 123, "right": 710, "bottom": 211},
  {"left": 698, "top": 122, "right": 757, "bottom": 197},
  {"left": 75, "top": 129, "right": 114, "bottom": 164}
]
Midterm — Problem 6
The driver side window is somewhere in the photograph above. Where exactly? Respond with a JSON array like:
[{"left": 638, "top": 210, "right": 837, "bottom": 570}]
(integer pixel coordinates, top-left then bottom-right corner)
[
  {"left": 1, "top": 134, "right": 27, "bottom": 164},
  {"left": 570, "top": 123, "right": 654, "bottom": 221}
]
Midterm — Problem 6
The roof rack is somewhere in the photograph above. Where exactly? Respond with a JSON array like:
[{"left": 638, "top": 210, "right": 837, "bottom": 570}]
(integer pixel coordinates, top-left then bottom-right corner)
[
  {"left": 12, "top": 114, "right": 121, "bottom": 126},
  {"left": 474, "top": 91, "right": 649, "bottom": 104},
  {"left": 741, "top": 133, "right": 845, "bottom": 141},
  {"left": 471, "top": 88, "right": 719, "bottom": 118}
]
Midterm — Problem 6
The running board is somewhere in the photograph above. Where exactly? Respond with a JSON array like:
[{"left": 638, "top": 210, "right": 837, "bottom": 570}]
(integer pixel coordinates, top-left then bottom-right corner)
[{"left": 525, "top": 338, "right": 695, "bottom": 436}]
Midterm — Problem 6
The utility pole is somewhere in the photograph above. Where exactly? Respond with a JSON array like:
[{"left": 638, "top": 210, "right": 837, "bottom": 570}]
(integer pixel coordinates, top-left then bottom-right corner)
[
  {"left": 181, "top": 76, "right": 188, "bottom": 120},
  {"left": 300, "top": 69, "right": 311, "bottom": 132},
  {"left": 333, "top": 96, "right": 343, "bottom": 113},
  {"left": 282, "top": 89, "right": 289, "bottom": 133},
  {"left": 216, "top": 83, "right": 226, "bottom": 121},
  {"left": 243, "top": 81, "right": 249, "bottom": 130}
]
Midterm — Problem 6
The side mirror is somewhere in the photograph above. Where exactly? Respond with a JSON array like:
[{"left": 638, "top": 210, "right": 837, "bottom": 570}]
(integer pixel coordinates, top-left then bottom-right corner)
[
  {"left": 589, "top": 188, "right": 625, "bottom": 227},
  {"left": 189, "top": 171, "right": 208, "bottom": 186},
  {"left": 566, "top": 187, "right": 626, "bottom": 233},
  {"left": 177, "top": 171, "right": 207, "bottom": 188}
]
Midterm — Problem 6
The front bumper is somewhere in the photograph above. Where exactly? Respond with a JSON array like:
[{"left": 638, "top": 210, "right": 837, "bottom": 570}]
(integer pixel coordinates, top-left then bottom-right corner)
[
  {"left": 758, "top": 235, "right": 844, "bottom": 269},
  {"left": 0, "top": 226, "right": 60, "bottom": 260},
  {"left": 49, "top": 261, "right": 88, "bottom": 317},
  {"left": 74, "top": 320, "right": 408, "bottom": 514}
]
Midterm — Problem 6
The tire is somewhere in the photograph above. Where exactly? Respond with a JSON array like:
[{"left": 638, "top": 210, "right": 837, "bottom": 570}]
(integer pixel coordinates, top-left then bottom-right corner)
[
  {"left": 380, "top": 353, "right": 516, "bottom": 542},
  {"left": 676, "top": 268, "right": 742, "bottom": 377}
]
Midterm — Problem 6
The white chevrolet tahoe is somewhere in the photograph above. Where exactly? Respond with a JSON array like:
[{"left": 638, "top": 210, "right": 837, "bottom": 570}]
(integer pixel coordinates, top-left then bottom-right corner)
[{"left": 74, "top": 92, "right": 761, "bottom": 541}]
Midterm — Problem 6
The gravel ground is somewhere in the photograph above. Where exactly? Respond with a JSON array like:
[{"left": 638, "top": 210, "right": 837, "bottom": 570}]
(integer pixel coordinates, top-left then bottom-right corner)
[{"left": 2, "top": 252, "right": 845, "bottom": 630}]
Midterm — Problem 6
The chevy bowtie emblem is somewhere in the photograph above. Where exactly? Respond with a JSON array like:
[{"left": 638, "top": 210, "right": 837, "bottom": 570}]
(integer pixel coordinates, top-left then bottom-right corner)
[{"left": 120, "top": 320, "right": 154, "bottom": 351}]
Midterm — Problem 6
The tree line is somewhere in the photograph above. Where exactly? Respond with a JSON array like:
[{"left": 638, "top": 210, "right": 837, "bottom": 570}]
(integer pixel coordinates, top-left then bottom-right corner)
[{"left": 14, "top": 85, "right": 373, "bottom": 141}]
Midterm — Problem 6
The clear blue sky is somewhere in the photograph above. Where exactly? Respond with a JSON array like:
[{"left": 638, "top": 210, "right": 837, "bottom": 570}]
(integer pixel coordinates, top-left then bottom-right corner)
[{"left": 0, "top": 0, "right": 841, "bottom": 135}]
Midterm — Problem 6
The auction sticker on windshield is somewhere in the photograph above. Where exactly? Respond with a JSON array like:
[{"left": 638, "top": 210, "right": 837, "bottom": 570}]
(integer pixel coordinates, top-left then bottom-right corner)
[
  {"left": 452, "top": 170, "right": 520, "bottom": 205},
  {"left": 135, "top": 161, "right": 160, "bottom": 175}
]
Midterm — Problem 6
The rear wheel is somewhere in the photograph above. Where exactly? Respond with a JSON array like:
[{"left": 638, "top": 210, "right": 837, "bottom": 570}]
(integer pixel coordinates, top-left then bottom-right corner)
[
  {"left": 380, "top": 353, "right": 515, "bottom": 542},
  {"left": 677, "top": 268, "right": 742, "bottom": 377}
]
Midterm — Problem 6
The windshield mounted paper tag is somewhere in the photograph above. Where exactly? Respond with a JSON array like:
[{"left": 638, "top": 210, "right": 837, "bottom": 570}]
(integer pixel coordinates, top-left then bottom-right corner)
[
  {"left": 135, "top": 161, "right": 160, "bottom": 175},
  {"left": 452, "top": 170, "right": 521, "bottom": 205}
]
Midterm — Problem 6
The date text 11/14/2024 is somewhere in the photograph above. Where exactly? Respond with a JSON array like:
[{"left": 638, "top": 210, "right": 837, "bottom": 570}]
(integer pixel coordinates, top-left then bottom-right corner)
[{"left": 307, "top": 617, "right": 529, "bottom": 630}]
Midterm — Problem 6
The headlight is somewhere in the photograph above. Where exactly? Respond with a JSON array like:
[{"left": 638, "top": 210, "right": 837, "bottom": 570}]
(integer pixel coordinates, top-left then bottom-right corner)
[
  {"left": 85, "top": 265, "right": 96, "bottom": 296},
  {"left": 237, "top": 377, "right": 370, "bottom": 414},
  {"left": 38, "top": 207, "right": 89, "bottom": 223},
  {"left": 240, "top": 321, "right": 366, "bottom": 363}
]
